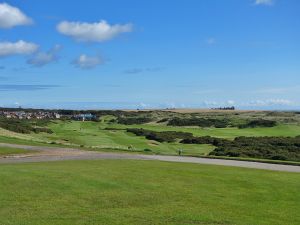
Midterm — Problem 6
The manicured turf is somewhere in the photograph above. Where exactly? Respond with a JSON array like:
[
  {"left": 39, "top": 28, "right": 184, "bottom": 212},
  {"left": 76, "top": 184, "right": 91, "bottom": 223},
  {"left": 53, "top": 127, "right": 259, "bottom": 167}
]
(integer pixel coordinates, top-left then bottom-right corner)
[
  {"left": 0, "top": 146, "right": 32, "bottom": 155},
  {"left": 0, "top": 160, "right": 299, "bottom": 225}
]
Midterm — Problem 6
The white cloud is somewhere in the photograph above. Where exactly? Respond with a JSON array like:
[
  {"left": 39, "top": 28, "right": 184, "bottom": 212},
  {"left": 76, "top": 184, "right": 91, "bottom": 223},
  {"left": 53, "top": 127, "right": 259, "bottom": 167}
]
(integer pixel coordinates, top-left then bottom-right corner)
[
  {"left": 0, "top": 3, "right": 33, "bottom": 28},
  {"left": 0, "top": 40, "right": 38, "bottom": 57},
  {"left": 57, "top": 20, "right": 133, "bottom": 42},
  {"left": 27, "top": 45, "right": 62, "bottom": 67},
  {"left": 227, "top": 100, "right": 235, "bottom": 105},
  {"left": 73, "top": 54, "right": 104, "bottom": 69},
  {"left": 254, "top": 0, "right": 274, "bottom": 6}
]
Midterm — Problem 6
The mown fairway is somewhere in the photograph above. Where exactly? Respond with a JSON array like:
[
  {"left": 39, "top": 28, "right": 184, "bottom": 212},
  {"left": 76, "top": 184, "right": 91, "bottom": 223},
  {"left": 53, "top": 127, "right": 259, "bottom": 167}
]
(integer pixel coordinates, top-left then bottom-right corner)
[{"left": 0, "top": 160, "right": 299, "bottom": 225}]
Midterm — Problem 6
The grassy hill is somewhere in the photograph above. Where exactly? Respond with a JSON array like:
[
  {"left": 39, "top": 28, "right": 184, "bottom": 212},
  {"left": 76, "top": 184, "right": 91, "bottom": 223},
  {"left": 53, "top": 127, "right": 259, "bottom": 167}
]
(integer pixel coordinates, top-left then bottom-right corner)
[{"left": 1, "top": 110, "right": 300, "bottom": 161}]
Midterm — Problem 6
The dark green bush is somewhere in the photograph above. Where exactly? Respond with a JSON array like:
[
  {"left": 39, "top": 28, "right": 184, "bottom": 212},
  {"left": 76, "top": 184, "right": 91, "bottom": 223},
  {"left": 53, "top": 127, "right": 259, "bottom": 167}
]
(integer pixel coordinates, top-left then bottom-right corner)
[
  {"left": 209, "top": 136, "right": 300, "bottom": 162},
  {"left": 0, "top": 118, "right": 52, "bottom": 134},
  {"left": 167, "top": 117, "right": 230, "bottom": 128},
  {"left": 127, "top": 128, "right": 193, "bottom": 143},
  {"left": 118, "top": 117, "right": 152, "bottom": 125},
  {"left": 238, "top": 119, "right": 277, "bottom": 129}
]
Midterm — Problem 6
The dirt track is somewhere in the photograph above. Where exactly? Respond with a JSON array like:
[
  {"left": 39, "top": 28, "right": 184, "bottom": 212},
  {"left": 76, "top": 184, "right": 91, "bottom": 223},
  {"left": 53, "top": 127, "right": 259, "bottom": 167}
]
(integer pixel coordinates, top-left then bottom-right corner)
[{"left": 0, "top": 143, "right": 299, "bottom": 173}]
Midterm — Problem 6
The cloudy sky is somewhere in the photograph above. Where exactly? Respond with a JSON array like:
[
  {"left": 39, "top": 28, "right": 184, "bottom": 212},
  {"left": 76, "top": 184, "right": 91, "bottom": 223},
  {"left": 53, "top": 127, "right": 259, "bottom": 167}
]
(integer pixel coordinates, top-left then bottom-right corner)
[{"left": 0, "top": 0, "right": 299, "bottom": 109}]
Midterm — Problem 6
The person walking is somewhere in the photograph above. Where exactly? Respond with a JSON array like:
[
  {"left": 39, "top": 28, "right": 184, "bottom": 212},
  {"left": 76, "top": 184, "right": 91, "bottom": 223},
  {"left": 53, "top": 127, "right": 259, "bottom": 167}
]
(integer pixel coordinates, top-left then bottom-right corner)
[{"left": 178, "top": 149, "right": 183, "bottom": 156}]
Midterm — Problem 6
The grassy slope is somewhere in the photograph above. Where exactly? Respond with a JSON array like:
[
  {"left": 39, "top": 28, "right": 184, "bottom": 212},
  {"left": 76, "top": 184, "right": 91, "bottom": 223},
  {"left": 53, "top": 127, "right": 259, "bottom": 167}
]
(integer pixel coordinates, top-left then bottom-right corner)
[
  {"left": 1, "top": 119, "right": 300, "bottom": 156},
  {"left": 109, "top": 123, "right": 300, "bottom": 138},
  {"left": 32, "top": 121, "right": 214, "bottom": 156},
  {"left": 0, "top": 146, "right": 32, "bottom": 155},
  {"left": 0, "top": 160, "right": 299, "bottom": 225}
]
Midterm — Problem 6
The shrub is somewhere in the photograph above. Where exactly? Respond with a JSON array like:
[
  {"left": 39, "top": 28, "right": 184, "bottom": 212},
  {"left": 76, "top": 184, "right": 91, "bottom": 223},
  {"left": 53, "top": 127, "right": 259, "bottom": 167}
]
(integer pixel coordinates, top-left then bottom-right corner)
[
  {"left": 127, "top": 128, "right": 193, "bottom": 143},
  {"left": 157, "top": 118, "right": 168, "bottom": 123},
  {"left": 238, "top": 119, "right": 277, "bottom": 129},
  {"left": 167, "top": 117, "right": 230, "bottom": 128},
  {"left": 209, "top": 136, "right": 300, "bottom": 162},
  {"left": 117, "top": 117, "right": 152, "bottom": 125}
]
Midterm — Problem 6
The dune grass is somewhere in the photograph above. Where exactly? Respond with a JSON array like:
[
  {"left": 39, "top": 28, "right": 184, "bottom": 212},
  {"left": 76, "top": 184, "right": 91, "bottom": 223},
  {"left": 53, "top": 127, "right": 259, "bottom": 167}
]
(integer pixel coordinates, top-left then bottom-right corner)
[{"left": 0, "top": 159, "right": 299, "bottom": 225}]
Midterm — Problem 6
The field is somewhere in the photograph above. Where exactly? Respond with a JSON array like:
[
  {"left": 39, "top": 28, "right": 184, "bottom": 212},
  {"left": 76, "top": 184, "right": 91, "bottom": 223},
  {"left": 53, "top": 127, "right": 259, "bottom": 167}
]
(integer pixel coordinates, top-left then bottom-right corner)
[
  {"left": 1, "top": 110, "right": 300, "bottom": 161},
  {"left": 0, "top": 160, "right": 299, "bottom": 225},
  {"left": 0, "top": 110, "right": 299, "bottom": 224}
]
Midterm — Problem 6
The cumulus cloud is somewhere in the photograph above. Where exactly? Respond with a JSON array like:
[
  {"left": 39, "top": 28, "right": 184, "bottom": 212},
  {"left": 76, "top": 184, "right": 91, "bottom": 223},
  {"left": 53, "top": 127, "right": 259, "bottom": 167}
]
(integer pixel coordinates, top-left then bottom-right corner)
[
  {"left": 0, "top": 40, "right": 38, "bottom": 57},
  {"left": 57, "top": 20, "right": 133, "bottom": 42},
  {"left": 73, "top": 54, "right": 104, "bottom": 69},
  {"left": 27, "top": 45, "right": 62, "bottom": 67},
  {"left": 0, "top": 3, "right": 33, "bottom": 28},
  {"left": 254, "top": 0, "right": 274, "bottom": 6}
]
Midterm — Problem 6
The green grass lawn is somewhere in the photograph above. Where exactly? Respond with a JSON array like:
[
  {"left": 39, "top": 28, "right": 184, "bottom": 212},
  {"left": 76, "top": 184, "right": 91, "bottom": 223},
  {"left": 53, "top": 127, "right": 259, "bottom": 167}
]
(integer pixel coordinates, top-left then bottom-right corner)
[
  {"left": 0, "top": 146, "right": 33, "bottom": 156},
  {"left": 0, "top": 160, "right": 299, "bottom": 225}
]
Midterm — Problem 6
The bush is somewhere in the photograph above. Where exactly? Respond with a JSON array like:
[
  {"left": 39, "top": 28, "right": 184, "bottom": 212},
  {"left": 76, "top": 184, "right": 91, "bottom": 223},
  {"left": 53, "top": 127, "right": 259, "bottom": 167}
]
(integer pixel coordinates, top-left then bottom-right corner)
[
  {"left": 157, "top": 118, "right": 168, "bottom": 123},
  {"left": 208, "top": 136, "right": 300, "bottom": 162},
  {"left": 127, "top": 128, "right": 193, "bottom": 143},
  {"left": 0, "top": 118, "right": 52, "bottom": 134},
  {"left": 167, "top": 117, "right": 230, "bottom": 128},
  {"left": 117, "top": 117, "right": 152, "bottom": 125},
  {"left": 238, "top": 119, "right": 277, "bottom": 129}
]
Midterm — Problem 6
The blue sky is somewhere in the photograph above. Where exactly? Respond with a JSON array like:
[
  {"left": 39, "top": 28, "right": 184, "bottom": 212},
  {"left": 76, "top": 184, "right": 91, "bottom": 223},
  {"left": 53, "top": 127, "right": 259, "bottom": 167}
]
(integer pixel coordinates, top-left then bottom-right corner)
[{"left": 0, "top": 0, "right": 299, "bottom": 109}]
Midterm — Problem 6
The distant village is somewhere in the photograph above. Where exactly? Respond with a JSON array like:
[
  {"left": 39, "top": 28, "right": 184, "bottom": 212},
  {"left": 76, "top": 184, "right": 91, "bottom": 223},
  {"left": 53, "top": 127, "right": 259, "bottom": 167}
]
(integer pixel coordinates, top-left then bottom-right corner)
[
  {"left": 0, "top": 109, "right": 97, "bottom": 121},
  {"left": 211, "top": 106, "right": 235, "bottom": 110}
]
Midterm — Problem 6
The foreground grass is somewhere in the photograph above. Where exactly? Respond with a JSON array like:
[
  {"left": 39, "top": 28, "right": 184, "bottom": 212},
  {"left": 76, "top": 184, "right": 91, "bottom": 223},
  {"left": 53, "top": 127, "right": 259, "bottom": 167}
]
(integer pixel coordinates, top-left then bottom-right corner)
[
  {"left": 0, "top": 160, "right": 299, "bottom": 225},
  {"left": 0, "top": 146, "right": 32, "bottom": 156}
]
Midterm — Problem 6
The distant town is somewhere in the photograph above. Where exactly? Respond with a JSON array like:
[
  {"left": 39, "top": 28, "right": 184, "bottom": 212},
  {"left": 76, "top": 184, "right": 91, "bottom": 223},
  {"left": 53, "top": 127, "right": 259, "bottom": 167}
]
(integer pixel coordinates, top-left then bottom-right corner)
[
  {"left": 0, "top": 108, "right": 97, "bottom": 121},
  {"left": 0, "top": 106, "right": 236, "bottom": 121}
]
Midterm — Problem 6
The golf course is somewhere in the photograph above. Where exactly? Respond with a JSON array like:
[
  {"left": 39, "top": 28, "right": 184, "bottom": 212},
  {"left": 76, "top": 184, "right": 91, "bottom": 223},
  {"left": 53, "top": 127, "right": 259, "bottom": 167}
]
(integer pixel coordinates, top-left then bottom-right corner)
[
  {"left": 1, "top": 0, "right": 299, "bottom": 224},
  {"left": 0, "top": 109, "right": 300, "bottom": 224}
]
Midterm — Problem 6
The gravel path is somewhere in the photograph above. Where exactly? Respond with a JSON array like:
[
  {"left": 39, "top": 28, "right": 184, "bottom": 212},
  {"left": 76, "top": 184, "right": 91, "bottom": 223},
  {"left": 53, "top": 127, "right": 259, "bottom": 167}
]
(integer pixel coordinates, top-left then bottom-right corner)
[{"left": 0, "top": 143, "right": 299, "bottom": 173}]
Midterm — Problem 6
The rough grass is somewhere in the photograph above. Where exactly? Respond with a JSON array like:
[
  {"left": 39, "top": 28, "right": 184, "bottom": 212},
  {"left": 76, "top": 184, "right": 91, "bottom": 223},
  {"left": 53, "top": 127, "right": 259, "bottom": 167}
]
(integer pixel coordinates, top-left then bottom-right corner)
[
  {"left": 0, "top": 146, "right": 32, "bottom": 156},
  {"left": 0, "top": 160, "right": 299, "bottom": 225}
]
